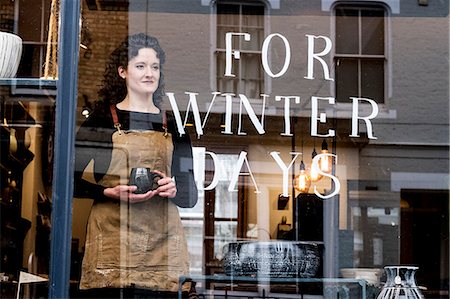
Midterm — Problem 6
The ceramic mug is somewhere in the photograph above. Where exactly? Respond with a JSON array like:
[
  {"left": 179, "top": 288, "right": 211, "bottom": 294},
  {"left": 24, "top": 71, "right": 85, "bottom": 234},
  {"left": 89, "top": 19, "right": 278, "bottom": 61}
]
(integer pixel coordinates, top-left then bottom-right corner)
[{"left": 129, "top": 168, "right": 161, "bottom": 194}]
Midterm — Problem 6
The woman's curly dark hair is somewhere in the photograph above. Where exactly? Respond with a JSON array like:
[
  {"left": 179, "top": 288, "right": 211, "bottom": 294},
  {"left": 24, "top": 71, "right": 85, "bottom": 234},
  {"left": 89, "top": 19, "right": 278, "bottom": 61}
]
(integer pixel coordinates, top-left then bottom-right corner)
[{"left": 97, "top": 33, "right": 166, "bottom": 109}]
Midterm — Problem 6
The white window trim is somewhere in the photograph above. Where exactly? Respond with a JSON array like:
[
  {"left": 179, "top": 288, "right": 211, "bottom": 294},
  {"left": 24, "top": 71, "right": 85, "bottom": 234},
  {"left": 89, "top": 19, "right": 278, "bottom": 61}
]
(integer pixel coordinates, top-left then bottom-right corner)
[
  {"left": 209, "top": 0, "right": 272, "bottom": 103},
  {"left": 329, "top": 2, "right": 395, "bottom": 119},
  {"left": 202, "top": 0, "right": 279, "bottom": 9},
  {"left": 391, "top": 172, "right": 450, "bottom": 191},
  {"left": 322, "top": 0, "right": 400, "bottom": 14}
]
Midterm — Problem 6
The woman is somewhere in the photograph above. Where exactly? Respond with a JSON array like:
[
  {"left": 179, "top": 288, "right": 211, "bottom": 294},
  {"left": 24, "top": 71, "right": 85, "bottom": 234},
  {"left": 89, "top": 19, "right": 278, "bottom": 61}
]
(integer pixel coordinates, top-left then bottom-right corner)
[{"left": 74, "top": 33, "right": 198, "bottom": 298}]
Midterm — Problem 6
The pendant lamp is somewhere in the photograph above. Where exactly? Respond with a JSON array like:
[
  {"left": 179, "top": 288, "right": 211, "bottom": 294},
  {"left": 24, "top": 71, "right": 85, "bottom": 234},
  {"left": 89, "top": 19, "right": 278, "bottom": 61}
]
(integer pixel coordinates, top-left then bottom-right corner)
[
  {"left": 310, "top": 147, "right": 322, "bottom": 182},
  {"left": 319, "top": 139, "right": 332, "bottom": 174},
  {"left": 293, "top": 160, "right": 311, "bottom": 193}
]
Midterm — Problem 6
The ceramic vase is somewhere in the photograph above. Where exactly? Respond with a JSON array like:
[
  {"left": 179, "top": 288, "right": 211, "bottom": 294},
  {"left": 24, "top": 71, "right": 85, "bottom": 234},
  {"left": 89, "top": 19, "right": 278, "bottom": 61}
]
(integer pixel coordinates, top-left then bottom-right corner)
[
  {"left": 377, "top": 266, "right": 424, "bottom": 299},
  {"left": 0, "top": 31, "right": 23, "bottom": 78},
  {"left": 9, "top": 127, "right": 18, "bottom": 154}
]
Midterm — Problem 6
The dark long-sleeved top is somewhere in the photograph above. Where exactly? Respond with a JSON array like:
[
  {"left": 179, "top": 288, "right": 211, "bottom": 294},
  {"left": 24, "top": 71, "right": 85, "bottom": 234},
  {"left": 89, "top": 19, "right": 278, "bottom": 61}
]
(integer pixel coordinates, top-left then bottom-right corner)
[{"left": 74, "top": 105, "right": 198, "bottom": 208}]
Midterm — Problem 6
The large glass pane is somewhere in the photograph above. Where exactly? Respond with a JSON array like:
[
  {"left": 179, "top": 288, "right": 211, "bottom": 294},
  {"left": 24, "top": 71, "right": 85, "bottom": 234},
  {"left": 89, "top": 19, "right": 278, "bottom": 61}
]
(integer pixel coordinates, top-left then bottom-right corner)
[
  {"left": 217, "top": 26, "right": 238, "bottom": 49},
  {"left": 335, "top": 7, "right": 359, "bottom": 54},
  {"left": 1, "top": 1, "right": 58, "bottom": 297},
  {"left": 217, "top": 3, "right": 240, "bottom": 26},
  {"left": 214, "top": 221, "right": 237, "bottom": 260},
  {"left": 241, "top": 27, "right": 263, "bottom": 51},
  {"left": 217, "top": 52, "right": 239, "bottom": 93},
  {"left": 214, "top": 154, "right": 239, "bottom": 218},
  {"left": 67, "top": 0, "right": 449, "bottom": 298},
  {"left": 361, "top": 59, "right": 385, "bottom": 103},
  {"left": 241, "top": 53, "right": 263, "bottom": 96},
  {"left": 0, "top": 96, "right": 55, "bottom": 297},
  {"left": 17, "top": 0, "right": 54, "bottom": 78},
  {"left": 335, "top": 58, "right": 358, "bottom": 102},
  {"left": 2, "top": 1, "right": 449, "bottom": 298},
  {"left": 216, "top": 1, "right": 264, "bottom": 99},
  {"left": 361, "top": 9, "right": 385, "bottom": 55}
]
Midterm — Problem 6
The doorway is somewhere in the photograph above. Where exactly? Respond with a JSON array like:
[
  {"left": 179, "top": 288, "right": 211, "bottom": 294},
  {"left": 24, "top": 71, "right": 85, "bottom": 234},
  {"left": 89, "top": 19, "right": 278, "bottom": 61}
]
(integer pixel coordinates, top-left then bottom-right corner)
[{"left": 400, "top": 189, "right": 449, "bottom": 298}]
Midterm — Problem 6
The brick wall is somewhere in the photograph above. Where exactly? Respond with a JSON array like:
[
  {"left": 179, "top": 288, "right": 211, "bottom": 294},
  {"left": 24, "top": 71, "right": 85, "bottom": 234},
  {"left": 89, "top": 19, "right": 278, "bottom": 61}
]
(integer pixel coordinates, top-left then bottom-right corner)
[
  {"left": 0, "top": 0, "right": 14, "bottom": 32},
  {"left": 78, "top": 4, "right": 129, "bottom": 107}
]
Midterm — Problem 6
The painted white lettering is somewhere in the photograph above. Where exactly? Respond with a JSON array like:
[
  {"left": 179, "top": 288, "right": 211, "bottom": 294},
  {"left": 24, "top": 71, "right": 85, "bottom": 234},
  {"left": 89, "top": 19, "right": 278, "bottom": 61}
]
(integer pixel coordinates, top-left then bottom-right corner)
[
  {"left": 311, "top": 96, "right": 336, "bottom": 137},
  {"left": 167, "top": 91, "right": 378, "bottom": 139},
  {"left": 276, "top": 96, "right": 301, "bottom": 136},
  {"left": 166, "top": 92, "right": 186, "bottom": 136},
  {"left": 237, "top": 94, "right": 267, "bottom": 135},
  {"left": 221, "top": 93, "right": 234, "bottom": 135},
  {"left": 201, "top": 91, "right": 221, "bottom": 130},
  {"left": 311, "top": 153, "right": 340, "bottom": 199},
  {"left": 204, "top": 151, "right": 221, "bottom": 190},
  {"left": 225, "top": 32, "right": 251, "bottom": 77},
  {"left": 270, "top": 151, "right": 301, "bottom": 197},
  {"left": 350, "top": 97, "right": 379, "bottom": 139},
  {"left": 192, "top": 147, "right": 205, "bottom": 191},
  {"left": 262, "top": 33, "right": 291, "bottom": 78},
  {"left": 228, "top": 151, "right": 260, "bottom": 193},
  {"left": 183, "top": 92, "right": 204, "bottom": 137},
  {"left": 304, "top": 34, "right": 334, "bottom": 81},
  {"left": 167, "top": 91, "right": 224, "bottom": 138}
]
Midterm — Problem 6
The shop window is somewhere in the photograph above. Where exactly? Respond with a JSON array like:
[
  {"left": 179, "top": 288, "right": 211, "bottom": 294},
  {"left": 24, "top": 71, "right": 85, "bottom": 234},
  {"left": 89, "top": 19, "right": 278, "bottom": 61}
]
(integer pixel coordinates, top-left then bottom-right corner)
[
  {"left": 334, "top": 4, "right": 386, "bottom": 104},
  {"left": 215, "top": 1, "right": 265, "bottom": 99},
  {"left": 15, "top": 0, "right": 54, "bottom": 79},
  {"left": 202, "top": 153, "right": 246, "bottom": 275},
  {"left": 179, "top": 150, "right": 246, "bottom": 275}
]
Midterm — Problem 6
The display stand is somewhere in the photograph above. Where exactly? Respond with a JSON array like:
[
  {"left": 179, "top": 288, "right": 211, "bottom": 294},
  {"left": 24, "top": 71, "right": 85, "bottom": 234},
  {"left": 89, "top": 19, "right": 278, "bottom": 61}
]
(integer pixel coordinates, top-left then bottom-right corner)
[{"left": 178, "top": 275, "right": 367, "bottom": 299}]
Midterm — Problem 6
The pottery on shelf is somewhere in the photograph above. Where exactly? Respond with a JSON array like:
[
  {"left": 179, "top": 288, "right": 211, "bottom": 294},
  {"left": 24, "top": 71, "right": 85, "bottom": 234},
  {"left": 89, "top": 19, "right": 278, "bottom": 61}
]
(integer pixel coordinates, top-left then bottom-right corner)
[
  {"left": 340, "top": 267, "right": 384, "bottom": 286},
  {"left": 9, "top": 127, "right": 18, "bottom": 154},
  {"left": 0, "top": 31, "right": 23, "bottom": 78},
  {"left": 222, "top": 240, "right": 323, "bottom": 278},
  {"left": 377, "top": 266, "right": 424, "bottom": 299}
]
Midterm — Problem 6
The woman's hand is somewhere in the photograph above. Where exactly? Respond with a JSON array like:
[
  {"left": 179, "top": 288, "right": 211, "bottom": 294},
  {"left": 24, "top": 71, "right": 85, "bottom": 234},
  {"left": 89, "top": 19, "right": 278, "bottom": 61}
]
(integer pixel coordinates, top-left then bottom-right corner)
[
  {"left": 103, "top": 170, "right": 177, "bottom": 204},
  {"left": 152, "top": 170, "right": 177, "bottom": 199},
  {"left": 103, "top": 184, "right": 156, "bottom": 204}
]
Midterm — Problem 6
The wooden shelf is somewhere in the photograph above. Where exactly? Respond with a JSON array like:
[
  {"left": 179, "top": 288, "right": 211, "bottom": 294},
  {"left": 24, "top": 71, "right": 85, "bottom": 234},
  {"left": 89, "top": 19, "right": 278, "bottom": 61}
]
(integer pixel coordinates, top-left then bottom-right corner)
[{"left": 0, "top": 78, "right": 57, "bottom": 87}]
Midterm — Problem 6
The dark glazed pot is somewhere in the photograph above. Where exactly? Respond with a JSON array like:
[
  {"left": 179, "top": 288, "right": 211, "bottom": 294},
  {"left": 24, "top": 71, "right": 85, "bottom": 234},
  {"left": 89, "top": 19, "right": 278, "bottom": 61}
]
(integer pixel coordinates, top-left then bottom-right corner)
[{"left": 222, "top": 241, "right": 323, "bottom": 278}]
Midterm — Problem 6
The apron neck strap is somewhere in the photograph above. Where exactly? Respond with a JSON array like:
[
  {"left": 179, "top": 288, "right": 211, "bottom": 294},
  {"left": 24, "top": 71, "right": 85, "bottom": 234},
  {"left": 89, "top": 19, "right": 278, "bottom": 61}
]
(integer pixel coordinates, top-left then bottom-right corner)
[
  {"left": 109, "top": 104, "right": 168, "bottom": 136},
  {"left": 109, "top": 104, "right": 122, "bottom": 134},
  {"left": 162, "top": 110, "right": 168, "bottom": 137}
]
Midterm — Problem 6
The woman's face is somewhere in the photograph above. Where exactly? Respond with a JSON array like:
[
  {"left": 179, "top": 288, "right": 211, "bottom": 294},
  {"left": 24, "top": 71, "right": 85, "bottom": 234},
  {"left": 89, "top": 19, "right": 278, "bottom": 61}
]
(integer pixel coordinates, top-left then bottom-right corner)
[{"left": 119, "top": 47, "right": 160, "bottom": 96}]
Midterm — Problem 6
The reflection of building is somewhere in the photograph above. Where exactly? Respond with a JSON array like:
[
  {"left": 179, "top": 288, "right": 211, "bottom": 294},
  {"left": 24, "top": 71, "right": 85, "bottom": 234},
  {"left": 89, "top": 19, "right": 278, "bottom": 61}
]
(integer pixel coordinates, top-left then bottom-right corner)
[{"left": 0, "top": 0, "right": 448, "bottom": 298}]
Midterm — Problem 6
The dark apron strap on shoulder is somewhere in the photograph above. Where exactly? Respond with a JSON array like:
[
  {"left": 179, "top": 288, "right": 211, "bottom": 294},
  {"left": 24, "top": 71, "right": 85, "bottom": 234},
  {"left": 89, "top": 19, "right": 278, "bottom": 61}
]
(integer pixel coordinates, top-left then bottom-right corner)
[
  {"left": 109, "top": 104, "right": 122, "bottom": 134},
  {"left": 110, "top": 104, "right": 167, "bottom": 136},
  {"left": 162, "top": 110, "right": 168, "bottom": 137}
]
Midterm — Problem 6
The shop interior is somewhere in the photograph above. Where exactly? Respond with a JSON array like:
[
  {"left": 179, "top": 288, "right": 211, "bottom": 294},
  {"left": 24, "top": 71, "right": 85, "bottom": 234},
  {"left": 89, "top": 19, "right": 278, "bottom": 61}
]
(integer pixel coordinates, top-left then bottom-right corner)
[{"left": 1, "top": 0, "right": 449, "bottom": 298}]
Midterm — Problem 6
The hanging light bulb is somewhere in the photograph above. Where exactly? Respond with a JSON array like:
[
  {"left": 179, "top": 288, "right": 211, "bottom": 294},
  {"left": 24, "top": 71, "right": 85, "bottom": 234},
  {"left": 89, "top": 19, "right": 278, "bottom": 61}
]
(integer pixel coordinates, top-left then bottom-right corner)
[
  {"left": 310, "top": 147, "right": 322, "bottom": 182},
  {"left": 294, "top": 160, "right": 311, "bottom": 193},
  {"left": 318, "top": 139, "right": 333, "bottom": 174},
  {"left": 81, "top": 106, "right": 90, "bottom": 118}
]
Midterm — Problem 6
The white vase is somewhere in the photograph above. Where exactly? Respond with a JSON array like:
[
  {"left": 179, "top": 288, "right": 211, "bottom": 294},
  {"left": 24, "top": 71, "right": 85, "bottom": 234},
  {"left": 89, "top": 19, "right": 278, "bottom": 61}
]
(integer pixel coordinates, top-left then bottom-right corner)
[
  {"left": 0, "top": 32, "right": 23, "bottom": 78},
  {"left": 377, "top": 266, "right": 425, "bottom": 299}
]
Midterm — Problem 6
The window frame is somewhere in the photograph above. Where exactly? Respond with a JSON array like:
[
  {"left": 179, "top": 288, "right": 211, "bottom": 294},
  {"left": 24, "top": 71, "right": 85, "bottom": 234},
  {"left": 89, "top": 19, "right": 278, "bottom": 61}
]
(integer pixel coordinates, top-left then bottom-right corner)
[
  {"left": 12, "top": 0, "right": 58, "bottom": 96},
  {"left": 332, "top": 2, "right": 390, "bottom": 107},
  {"left": 212, "top": 0, "right": 267, "bottom": 100},
  {"left": 47, "top": 0, "right": 81, "bottom": 297}
]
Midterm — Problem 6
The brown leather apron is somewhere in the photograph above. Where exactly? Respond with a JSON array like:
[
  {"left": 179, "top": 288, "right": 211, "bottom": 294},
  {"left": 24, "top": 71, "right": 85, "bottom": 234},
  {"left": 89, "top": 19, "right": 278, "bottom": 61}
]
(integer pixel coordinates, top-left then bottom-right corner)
[{"left": 79, "top": 107, "right": 190, "bottom": 292}]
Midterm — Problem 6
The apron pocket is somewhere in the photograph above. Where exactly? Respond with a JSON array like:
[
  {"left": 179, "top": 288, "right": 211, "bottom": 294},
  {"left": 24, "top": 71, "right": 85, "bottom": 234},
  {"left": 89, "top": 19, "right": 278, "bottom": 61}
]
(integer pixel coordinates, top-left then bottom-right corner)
[
  {"left": 145, "top": 234, "right": 182, "bottom": 269},
  {"left": 96, "top": 233, "right": 182, "bottom": 270},
  {"left": 96, "top": 233, "right": 148, "bottom": 269}
]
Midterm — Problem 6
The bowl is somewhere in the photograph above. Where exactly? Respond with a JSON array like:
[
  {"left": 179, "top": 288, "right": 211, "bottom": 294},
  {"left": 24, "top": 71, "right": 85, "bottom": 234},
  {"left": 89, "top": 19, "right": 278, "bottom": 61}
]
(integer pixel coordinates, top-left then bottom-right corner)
[
  {"left": 0, "top": 32, "right": 23, "bottom": 78},
  {"left": 340, "top": 268, "right": 383, "bottom": 285},
  {"left": 222, "top": 241, "right": 323, "bottom": 278}
]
